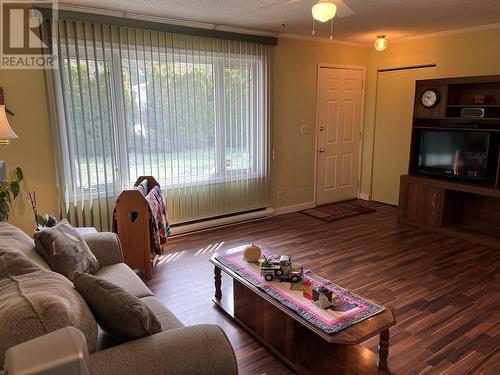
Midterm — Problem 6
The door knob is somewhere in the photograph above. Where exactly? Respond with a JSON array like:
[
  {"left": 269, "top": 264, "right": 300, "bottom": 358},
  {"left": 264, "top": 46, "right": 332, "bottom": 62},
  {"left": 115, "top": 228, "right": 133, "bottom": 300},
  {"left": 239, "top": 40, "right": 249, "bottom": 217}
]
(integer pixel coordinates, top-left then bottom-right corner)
[
  {"left": 319, "top": 147, "right": 326, "bottom": 153},
  {"left": 319, "top": 126, "right": 325, "bottom": 131}
]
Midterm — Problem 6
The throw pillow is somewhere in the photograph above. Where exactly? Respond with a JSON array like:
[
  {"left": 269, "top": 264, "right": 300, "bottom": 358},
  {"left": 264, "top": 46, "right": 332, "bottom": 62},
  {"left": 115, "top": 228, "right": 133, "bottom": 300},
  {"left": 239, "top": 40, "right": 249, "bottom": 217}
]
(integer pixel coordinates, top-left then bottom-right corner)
[
  {"left": 34, "top": 220, "right": 99, "bottom": 281},
  {"left": 73, "top": 272, "right": 162, "bottom": 341},
  {"left": 0, "top": 252, "right": 98, "bottom": 369}
]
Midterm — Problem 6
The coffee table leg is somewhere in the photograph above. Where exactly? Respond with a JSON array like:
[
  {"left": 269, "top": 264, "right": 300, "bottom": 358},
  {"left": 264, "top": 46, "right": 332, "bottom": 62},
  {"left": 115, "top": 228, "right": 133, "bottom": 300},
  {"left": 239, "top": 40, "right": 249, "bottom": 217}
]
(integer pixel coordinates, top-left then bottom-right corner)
[
  {"left": 377, "top": 329, "right": 390, "bottom": 374},
  {"left": 214, "top": 265, "right": 222, "bottom": 300}
]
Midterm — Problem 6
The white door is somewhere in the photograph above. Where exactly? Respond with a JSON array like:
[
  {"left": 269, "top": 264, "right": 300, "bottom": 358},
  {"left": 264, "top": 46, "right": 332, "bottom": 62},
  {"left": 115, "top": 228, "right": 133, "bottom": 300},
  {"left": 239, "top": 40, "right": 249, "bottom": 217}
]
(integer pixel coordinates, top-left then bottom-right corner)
[
  {"left": 316, "top": 67, "right": 363, "bottom": 205},
  {"left": 372, "top": 67, "right": 436, "bottom": 205}
]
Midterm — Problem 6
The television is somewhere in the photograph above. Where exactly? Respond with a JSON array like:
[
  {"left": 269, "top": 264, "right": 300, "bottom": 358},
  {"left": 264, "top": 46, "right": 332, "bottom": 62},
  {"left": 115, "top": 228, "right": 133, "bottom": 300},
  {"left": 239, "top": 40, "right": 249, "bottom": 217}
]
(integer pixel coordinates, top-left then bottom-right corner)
[{"left": 417, "top": 130, "right": 490, "bottom": 180}]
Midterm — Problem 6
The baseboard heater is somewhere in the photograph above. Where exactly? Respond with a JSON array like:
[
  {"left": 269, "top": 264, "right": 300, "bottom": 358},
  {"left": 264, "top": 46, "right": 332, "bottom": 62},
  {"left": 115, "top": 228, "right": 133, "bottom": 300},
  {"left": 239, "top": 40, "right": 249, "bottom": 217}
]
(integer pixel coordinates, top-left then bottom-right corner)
[{"left": 170, "top": 207, "right": 274, "bottom": 236}]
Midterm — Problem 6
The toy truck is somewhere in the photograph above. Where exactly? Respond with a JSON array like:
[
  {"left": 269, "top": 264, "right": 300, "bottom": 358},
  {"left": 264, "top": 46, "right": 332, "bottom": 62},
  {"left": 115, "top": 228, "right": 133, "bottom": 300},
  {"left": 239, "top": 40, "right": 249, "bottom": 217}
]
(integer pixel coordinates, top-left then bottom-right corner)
[{"left": 260, "top": 255, "right": 303, "bottom": 283}]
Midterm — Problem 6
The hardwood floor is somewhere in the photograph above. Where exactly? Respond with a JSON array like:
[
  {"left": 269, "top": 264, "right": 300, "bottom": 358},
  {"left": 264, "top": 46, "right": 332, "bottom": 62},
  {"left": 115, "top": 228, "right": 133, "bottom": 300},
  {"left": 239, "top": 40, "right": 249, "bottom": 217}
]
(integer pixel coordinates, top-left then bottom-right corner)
[{"left": 146, "top": 202, "right": 500, "bottom": 375}]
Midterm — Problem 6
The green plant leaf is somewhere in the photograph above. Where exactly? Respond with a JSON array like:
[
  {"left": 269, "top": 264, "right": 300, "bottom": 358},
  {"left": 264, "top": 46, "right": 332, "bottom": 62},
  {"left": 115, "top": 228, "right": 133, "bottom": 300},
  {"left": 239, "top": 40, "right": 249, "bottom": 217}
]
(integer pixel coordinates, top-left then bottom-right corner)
[
  {"left": 0, "top": 166, "right": 22, "bottom": 219},
  {"left": 14, "top": 167, "right": 23, "bottom": 182},
  {"left": 10, "top": 181, "right": 20, "bottom": 199}
]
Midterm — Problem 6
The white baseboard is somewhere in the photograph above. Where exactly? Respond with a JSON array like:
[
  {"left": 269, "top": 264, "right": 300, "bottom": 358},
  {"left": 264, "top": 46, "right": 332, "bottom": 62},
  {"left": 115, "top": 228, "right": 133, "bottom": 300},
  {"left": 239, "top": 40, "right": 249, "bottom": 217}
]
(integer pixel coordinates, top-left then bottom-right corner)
[
  {"left": 171, "top": 208, "right": 274, "bottom": 236},
  {"left": 359, "top": 193, "right": 370, "bottom": 201},
  {"left": 273, "top": 201, "right": 316, "bottom": 216}
]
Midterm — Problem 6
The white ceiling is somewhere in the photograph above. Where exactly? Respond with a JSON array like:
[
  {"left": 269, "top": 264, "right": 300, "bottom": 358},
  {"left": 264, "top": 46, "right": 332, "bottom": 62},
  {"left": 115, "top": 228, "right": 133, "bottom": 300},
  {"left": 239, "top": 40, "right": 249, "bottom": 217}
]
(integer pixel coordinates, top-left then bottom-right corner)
[{"left": 62, "top": 0, "right": 500, "bottom": 44}]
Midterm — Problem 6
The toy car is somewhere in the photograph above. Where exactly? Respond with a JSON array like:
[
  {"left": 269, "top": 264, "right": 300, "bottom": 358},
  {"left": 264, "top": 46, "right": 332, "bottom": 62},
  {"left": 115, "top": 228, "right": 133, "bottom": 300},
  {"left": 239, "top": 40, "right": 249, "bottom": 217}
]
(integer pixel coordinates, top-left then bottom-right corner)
[{"left": 260, "top": 255, "right": 303, "bottom": 283}]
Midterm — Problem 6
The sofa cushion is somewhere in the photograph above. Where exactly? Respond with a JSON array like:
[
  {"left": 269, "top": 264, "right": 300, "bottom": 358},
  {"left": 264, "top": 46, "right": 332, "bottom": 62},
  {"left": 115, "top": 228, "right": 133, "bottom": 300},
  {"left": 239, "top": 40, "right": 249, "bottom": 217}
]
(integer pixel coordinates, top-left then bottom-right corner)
[
  {"left": 140, "top": 296, "right": 184, "bottom": 331},
  {"left": 95, "top": 263, "right": 153, "bottom": 298},
  {"left": 96, "top": 296, "right": 183, "bottom": 350},
  {"left": 0, "top": 222, "right": 50, "bottom": 270},
  {"left": 0, "top": 252, "right": 98, "bottom": 369},
  {"left": 95, "top": 296, "right": 184, "bottom": 351},
  {"left": 34, "top": 220, "right": 99, "bottom": 281},
  {"left": 74, "top": 273, "right": 162, "bottom": 342}
]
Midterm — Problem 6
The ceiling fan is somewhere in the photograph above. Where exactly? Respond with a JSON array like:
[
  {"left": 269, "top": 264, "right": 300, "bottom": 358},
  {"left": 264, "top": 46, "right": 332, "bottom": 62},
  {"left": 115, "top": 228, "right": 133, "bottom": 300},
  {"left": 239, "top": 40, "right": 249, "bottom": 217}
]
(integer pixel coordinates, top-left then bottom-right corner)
[
  {"left": 261, "top": 0, "right": 354, "bottom": 39},
  {"left": 261, "top": 0, "right": 354, "bottom": 18}
]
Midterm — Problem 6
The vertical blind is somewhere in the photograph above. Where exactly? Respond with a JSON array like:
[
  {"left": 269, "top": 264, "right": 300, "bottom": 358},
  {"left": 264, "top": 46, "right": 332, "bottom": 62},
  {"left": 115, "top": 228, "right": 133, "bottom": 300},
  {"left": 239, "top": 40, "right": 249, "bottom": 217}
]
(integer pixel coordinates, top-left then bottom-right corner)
[{"left": 47, "top": 19, "right": 271, "bottom": 231}]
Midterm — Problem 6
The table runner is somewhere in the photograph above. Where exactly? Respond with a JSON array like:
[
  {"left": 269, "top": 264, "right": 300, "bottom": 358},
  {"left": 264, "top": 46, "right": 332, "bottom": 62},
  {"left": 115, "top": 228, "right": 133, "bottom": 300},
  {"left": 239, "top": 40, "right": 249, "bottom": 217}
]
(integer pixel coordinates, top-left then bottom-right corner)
[{"left": 216, "top": 249, "right": 385, "bottom": 334}]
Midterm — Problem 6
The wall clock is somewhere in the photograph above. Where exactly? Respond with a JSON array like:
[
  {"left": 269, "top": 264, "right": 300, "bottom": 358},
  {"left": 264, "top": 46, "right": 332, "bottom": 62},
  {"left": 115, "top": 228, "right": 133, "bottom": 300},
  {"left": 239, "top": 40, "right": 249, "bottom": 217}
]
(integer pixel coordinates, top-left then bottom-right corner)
[{"left": 420, "top": 89, "right": 440, "bottom": 108}]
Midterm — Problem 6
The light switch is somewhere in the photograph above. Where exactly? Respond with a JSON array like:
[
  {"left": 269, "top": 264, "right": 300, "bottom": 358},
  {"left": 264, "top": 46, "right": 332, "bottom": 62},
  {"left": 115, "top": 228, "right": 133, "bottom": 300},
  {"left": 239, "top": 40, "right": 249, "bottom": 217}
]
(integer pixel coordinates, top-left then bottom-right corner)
[{"left": 300, "top": 124, "right": 308, "bottom": 134}]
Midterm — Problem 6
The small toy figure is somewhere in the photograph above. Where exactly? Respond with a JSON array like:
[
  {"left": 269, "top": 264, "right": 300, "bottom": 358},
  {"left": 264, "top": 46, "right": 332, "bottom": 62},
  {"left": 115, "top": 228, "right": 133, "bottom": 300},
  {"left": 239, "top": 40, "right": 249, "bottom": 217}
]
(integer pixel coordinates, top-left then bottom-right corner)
[
  {"left": 312, "top": 286, "right": 334, "bottom": 309},
  {"left": 260, "top": 255, "right": 303, "bottom": 283}
]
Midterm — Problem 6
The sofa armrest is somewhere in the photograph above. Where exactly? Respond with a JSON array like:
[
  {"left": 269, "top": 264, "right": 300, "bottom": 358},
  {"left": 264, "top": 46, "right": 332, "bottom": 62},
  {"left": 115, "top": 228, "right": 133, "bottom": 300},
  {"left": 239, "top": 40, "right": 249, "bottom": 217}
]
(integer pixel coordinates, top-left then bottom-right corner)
[
  {"left": 82, "top": 232, "right": 124, "bottom": 267},
  {"left": 4, "top": 327, "right": 90, "bottom": 375},
  {"left": 88, "top": 325, "right": 238, "bottom": 375}
]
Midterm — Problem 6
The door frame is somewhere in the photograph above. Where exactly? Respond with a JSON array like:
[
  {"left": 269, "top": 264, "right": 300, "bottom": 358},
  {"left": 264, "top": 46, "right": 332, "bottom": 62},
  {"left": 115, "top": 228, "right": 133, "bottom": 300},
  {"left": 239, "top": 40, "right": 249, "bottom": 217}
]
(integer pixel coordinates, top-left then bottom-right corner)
[{"left": 314, "top": 63, "right": 367, "bottom": 206}]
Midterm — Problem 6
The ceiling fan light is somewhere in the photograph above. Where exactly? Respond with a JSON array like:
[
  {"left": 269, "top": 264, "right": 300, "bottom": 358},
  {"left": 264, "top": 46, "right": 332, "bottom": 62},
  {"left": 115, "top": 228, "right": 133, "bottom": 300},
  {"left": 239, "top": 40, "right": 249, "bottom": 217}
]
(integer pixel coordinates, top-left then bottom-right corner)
[
  {"left": 375, "top": 35, "right": 387, "bottom": 51},
  {"left": 312, "top": 1, "right": 337, "bottom": 23}
]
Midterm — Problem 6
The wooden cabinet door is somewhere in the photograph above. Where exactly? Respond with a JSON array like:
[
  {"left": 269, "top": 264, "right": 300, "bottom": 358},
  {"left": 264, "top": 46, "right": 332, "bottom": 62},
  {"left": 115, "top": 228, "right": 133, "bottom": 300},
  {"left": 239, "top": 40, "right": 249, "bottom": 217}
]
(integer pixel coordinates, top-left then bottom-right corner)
[{"left": 403, "top": 181, "right": 444, "bottom": 227}]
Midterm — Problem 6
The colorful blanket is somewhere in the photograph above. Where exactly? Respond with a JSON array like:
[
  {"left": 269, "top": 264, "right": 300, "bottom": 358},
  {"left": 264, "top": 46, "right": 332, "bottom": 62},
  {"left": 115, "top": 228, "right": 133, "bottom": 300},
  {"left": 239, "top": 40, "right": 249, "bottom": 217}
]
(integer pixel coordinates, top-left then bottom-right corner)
[
  {"left": 146, "top": 186, "right": 171, "bottom": 255},
  {"left": 215, "top": 248, "right": 385, "bottom": 335}
]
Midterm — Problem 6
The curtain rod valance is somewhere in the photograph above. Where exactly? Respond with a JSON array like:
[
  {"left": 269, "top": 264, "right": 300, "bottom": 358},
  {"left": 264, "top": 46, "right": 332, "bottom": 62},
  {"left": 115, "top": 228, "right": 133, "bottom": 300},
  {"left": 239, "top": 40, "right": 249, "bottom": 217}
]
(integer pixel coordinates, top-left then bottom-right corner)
[{"left": 38, "top": 7, "right": 278, "bottom": 45}]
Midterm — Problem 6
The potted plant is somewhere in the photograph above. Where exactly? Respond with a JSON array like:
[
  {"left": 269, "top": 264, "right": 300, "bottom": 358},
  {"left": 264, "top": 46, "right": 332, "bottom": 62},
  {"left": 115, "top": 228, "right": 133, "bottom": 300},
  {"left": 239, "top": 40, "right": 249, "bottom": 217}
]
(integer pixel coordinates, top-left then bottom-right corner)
[
  {"left": 28, "top": 191, "right": 57, "bottom": 230},
  {"left": 0, "top": 167, "right": 23, "bottom": 221}
]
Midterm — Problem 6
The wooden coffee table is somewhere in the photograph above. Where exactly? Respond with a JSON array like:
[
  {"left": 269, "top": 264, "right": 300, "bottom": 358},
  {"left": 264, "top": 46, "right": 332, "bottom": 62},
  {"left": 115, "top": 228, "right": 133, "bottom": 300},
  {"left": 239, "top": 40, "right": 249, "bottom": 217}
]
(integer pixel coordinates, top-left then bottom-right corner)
[{"left": 210, "top": 246, "right": 396, "bottom": 375}]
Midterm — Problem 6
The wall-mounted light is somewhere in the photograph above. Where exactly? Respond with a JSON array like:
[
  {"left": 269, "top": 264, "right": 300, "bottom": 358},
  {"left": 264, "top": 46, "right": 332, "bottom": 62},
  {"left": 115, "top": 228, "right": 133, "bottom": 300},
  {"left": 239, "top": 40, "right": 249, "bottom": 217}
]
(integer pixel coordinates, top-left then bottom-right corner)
[
  {"left": 312, "top": 0, "right": 337, "bottom": 23},
  {"left": 374, "top": 35, "right": 387, "bottom": 51}
]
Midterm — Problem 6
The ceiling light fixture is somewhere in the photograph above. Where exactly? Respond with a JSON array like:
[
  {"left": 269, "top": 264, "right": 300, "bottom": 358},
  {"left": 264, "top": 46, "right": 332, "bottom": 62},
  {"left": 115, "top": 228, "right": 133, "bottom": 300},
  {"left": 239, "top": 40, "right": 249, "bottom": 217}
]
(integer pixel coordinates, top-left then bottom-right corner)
[
  {"left": 312, "top": 0, "right": 337, "bottom": 23},
  {"left": 374, "top": 35, "right": 387, "bottom": 51}
]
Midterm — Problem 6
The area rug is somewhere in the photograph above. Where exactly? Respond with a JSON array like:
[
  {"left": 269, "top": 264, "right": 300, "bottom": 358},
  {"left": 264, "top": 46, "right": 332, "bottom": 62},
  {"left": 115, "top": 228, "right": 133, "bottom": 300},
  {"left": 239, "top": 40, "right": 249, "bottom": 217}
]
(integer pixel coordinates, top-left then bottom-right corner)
[
  {"left": 301, "top": 200, "right": 375, "bottom": 222},
  {"left": 215, "top": 248, "right": 384, "bottom": 335}
]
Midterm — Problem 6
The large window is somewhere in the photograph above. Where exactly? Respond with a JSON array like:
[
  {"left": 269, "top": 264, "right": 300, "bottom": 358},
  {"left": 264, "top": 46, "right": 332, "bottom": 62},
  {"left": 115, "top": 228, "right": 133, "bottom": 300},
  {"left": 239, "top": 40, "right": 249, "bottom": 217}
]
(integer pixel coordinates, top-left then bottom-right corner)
[
  {"left": 52, "top": 22, "right": 270, "bottom": 227},
  {"left": 60, "top": 48, "right": 262, "bottom": 192}
]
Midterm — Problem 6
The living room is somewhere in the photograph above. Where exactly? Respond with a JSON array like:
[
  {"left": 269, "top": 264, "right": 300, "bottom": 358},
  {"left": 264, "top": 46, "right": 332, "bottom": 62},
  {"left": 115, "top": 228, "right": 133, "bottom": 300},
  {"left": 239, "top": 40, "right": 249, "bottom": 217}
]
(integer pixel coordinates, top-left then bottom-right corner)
[{"left": 0, "top": 1, "right": 499, "bottom": 374}]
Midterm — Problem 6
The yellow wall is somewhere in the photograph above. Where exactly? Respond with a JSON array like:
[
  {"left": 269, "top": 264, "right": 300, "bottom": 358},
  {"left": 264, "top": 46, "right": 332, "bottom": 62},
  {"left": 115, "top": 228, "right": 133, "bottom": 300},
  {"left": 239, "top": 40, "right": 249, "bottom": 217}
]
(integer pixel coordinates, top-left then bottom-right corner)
[
  {"left": 0, "top": 69, "right": 59, "bottom": 233},
  {"left": 3, "top": 26, "right": 500, "bottom": 233},
  {"left": 271, "top": 37, "right": 368, "bottom": 208},
  {"left": 360, "top": 26, "right": 500, "bottom": 197}
]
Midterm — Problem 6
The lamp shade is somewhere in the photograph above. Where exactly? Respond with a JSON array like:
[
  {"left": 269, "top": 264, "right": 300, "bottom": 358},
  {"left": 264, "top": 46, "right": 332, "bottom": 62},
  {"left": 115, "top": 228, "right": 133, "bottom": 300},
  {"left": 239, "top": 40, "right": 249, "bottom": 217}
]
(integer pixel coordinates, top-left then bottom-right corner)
[
  {"left": 0, "top": 105, "right": 17, "bottom": 144},
  {"left": 312, "top": 0, "right": 337, "bottom": 23}
]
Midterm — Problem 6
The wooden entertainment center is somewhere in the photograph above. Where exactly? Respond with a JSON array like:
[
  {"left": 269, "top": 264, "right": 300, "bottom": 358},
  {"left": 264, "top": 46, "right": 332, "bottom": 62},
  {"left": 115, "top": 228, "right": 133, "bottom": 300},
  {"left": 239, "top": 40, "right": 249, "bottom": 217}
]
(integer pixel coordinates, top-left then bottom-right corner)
[{"left": 399, "top": 75, "right": 500, "bottom": 249}]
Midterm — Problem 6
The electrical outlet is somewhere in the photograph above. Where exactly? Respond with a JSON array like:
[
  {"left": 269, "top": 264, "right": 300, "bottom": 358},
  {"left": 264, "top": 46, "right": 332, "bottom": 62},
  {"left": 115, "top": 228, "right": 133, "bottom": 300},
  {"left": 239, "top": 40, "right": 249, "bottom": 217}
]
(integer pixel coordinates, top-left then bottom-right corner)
[
  {"left": 277, "top": 190, "right": 284, "bottom": 200},
  {"left": 300, "top": 124, "right": 308, "bottom": 134}
]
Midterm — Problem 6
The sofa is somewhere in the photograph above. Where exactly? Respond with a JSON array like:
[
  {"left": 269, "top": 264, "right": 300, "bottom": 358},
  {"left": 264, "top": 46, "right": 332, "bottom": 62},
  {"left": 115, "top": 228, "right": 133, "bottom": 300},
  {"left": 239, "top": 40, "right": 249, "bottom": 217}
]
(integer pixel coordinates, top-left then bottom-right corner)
[{"left": 0, "top": 222, "right": 238, "bottom": 374}]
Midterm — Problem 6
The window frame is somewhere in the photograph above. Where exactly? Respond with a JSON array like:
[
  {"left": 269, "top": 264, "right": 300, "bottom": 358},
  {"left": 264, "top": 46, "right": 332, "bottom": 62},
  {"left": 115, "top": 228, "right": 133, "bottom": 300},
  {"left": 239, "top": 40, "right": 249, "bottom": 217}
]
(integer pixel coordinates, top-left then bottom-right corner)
[{"left": 58, "top": 42, "right": 265, "bottom": 197}]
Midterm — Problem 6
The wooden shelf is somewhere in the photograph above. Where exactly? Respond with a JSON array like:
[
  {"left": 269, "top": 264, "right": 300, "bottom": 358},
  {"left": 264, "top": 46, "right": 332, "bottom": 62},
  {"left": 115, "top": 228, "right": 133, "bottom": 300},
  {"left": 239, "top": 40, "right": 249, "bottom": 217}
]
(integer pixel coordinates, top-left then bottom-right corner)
[
  {"left": 414, "top": 117, "right": 500, "bottom": 121},
  {"left": 440, "top": 224, "right": 500, "bottom": 250},
  {"left": 447, "top": 104, "right": 500, "bottom": 108},
  {"left": 413, "top": 126, "right": 500, "bottom": 133},
  {"left": 407, "top": 174, "right": 500, "bottom": 198},
  {"left": 400, "top": 174, "right": 500, "bottom": 250},
  {"left": 403, "top": 76, "right": 500, "bottom": 249}
]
